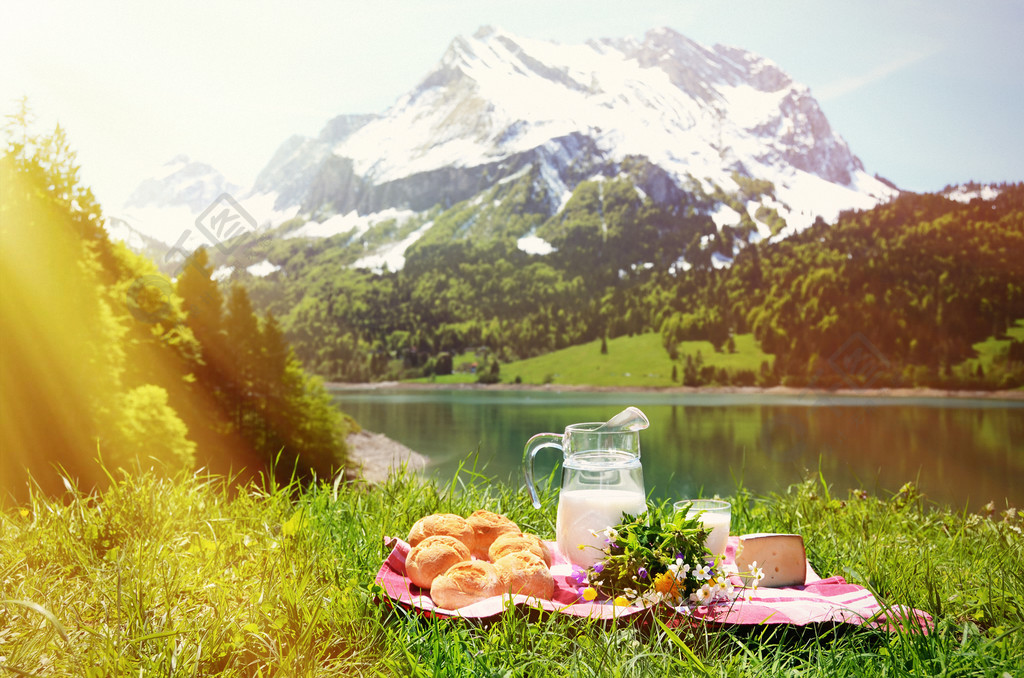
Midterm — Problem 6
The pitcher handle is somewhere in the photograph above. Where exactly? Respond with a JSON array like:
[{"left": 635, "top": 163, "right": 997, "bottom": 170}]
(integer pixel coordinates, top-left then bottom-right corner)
[{"left": 523, "top": 432, "right": 563, "bottom": 509}]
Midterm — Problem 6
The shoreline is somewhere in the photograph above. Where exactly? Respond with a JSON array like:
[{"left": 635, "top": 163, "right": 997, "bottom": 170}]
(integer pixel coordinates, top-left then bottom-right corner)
[
  {"left": 344, "top": 429, "right": 428, "bottom": 484},
  {"left": 327, "top": 381, "right": 1024, "bottom": 401}
]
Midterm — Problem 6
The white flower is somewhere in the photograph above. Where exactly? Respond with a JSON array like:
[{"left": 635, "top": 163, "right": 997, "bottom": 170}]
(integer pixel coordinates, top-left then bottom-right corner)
[
  {"left": 605, "top": 527, "right": 619, "bottom": 541},
  {"left": 694, "top": 564, "right": 712, "bottom": 581},
  {"left": 692, "top": 587, "right": 707, "bottom": 603}
]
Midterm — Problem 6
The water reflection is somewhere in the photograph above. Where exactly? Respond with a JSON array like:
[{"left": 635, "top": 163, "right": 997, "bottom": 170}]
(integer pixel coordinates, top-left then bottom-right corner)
[{"left": 331, "top": 389, "right": 1023, "bottom": 510}]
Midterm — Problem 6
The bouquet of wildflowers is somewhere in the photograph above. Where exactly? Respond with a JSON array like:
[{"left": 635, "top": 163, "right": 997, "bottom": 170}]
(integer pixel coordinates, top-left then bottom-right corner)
[{"left": 574, "top": 503, "right": 764, "bottom": 607}]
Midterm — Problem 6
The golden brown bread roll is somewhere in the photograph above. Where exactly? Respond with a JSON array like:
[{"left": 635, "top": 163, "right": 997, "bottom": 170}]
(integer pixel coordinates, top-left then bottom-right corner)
[
  {"left": 407, "top": 513, "right": 475, "bottom": 553},
  {"left": 430, "top": 560, "right": 507, "bottom": 610},
  {"left": 466, "top": 510, "right": 520, "bottom": 559},
  {"left": 488, "top": 531, "right": 552, "bottom": 566},
  {"left": 493, "top": 551, "right": 554, "bottom": 601},
  {"left": 405, "top": 535, "right": 471, "bottom": 589}
]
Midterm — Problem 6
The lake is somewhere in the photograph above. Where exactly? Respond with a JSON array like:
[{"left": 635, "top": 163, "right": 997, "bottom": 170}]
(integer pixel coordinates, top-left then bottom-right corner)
[{"left": 330, "top": 387, "right": 1024, "bottom": 511}]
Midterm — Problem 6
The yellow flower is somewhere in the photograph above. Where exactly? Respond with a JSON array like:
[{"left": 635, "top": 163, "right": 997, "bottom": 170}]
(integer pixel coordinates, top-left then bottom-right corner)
[
  {"left": 19, "top": 508, "right": 29, "bottom": 518},
  {"left": 654, "top": 572, "right": 680, "bottom": 599},
  {"left": 613, "top": 596, "right": 630, "bottom": 607},
  {"left": 578, "top": 544, "right": 585, "bottom": 550},
  {"left": 582, "top": 587, "right": 598, "bottom": 602}
]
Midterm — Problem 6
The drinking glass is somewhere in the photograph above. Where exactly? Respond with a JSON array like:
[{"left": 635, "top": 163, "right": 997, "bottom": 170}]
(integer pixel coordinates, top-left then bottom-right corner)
[{"left": 674, "top": 499, "right": 731, "bottom": 558}]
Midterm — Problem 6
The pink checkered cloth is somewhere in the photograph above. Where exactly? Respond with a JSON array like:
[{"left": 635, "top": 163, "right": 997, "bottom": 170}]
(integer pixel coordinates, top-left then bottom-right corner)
[{"left": 375, "top": 535, "right": 932, "bottom": 632}]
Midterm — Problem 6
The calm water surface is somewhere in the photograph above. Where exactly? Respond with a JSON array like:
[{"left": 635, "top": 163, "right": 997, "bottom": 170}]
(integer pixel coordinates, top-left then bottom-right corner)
[{"left": 330, "top": 388, "right": 1024, "bottom": 510}]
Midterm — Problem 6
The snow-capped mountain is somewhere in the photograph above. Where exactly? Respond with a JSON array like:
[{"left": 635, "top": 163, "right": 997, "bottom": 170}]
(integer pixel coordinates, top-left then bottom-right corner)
[
  {"left": 109, "top": 155, "right": 298, "bottom": 264},
  {"left": 124, "top": 154, "right": 242, "bottom": 213},
  {"left": 112, "top": 26, "right": 899, "bottom": 270},
  {"left": 256, "top": 26, "right": 894, "bottom": 246}
]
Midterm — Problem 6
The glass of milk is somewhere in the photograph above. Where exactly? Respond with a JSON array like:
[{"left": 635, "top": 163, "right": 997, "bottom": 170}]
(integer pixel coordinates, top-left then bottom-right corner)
[{"left": 674, "top": 499, "right": 731, "bottom": 558}]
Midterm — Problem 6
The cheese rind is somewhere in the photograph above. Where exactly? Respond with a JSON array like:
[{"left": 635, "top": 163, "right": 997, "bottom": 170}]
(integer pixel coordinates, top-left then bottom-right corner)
[{"left": 734, "top": 533, "right": 806, "bottom": 587}]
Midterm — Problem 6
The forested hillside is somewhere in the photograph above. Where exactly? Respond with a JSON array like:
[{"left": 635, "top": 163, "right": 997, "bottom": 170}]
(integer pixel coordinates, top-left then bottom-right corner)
[
  {"left": 1, "top": 110, "right": 352, "bottom": 502},
  {"left": 237, "top": 176, "right": 1024, "bottom": 390}
]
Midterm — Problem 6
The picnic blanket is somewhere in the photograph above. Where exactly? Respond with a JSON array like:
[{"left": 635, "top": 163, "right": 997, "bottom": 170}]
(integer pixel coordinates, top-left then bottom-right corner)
[{"left": 375, "top": 535, "right": 932, "bottom": 632}]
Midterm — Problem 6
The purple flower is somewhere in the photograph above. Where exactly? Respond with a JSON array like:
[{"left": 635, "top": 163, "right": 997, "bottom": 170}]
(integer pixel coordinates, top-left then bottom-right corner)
[
  {"left": 675, "top": 552, "right": 684, "bottom": 561},
  {"left": 570, "top": 567, "right": 588, "bottom": 585},
  {"left": 638, "top": 567, "right": 648, "bottom": 579},
  {"left": 593, "top": 561, "right": 605, "bottom": 574}
]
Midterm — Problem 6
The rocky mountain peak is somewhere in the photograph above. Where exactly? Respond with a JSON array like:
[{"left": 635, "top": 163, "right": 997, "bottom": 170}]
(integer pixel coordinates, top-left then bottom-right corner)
[{"left": 113, "top": 26, "right": 898, "bottom": 261}]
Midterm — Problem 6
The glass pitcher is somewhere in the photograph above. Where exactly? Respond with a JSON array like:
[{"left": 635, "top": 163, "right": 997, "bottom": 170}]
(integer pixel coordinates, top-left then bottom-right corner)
[{"left": 524, "top": 422, "right": 647, "bottom": 567}]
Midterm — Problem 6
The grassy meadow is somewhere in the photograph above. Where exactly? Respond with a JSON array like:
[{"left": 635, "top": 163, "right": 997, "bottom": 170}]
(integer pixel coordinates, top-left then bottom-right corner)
[
  {"left": 415, "top": 332, "right": 773, "bottom": 388},
  {"left": 1, "top": 464, "right": 1021, "bottom": 676}
]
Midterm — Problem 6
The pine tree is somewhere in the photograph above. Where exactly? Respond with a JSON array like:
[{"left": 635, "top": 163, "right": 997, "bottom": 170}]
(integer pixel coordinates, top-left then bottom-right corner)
[
  {"left": 223, "top": 285, "right": 260, "bottom": 432},
  {"left": 177, "top": 248, "right": 223, "bottom": 346}
]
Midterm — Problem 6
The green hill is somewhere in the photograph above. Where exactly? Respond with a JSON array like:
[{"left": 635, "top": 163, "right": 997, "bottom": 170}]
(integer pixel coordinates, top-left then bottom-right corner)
[{"left": 414, "top": 332, "right": 772, "bottom": 387}]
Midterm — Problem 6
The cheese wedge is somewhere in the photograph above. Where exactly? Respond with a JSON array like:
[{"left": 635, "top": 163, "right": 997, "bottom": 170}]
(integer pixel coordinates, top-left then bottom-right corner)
[{"left": 734, "top": 533, "right": 806, "bottom": 587}]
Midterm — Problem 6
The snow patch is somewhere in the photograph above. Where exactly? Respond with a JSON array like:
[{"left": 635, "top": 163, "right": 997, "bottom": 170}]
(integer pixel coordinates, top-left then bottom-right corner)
[
  {"left": 351, "top": 220, "right": 434, "bottom": 272},
  {"left": 711, "top": 204, "right": 741, "bottom": 228},
  {"left": 770, "top": 168, "right": 895, "bottom": 237},
  {"left": 246, "top": 260, "right": 281, "bottom": 277},
  {"left": 517, "top": 234, "right": 555, "bottom": 255},
  {"left": 711, "top": 252, "right": 733, "bottom": 269},
  {"left": 285, "top": 208, "right": 418, "bottom": 240},
  {"left": 945, "top": 184, "right": 1001, "bottom": 203}
]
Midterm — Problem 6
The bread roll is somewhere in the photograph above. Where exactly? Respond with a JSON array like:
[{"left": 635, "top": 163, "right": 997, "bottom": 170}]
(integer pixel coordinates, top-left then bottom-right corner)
[
  {"left": 407, "top": 513, "right": 475, "bottom": 553},
  {"left": 405, "top": 535, "right": 471, "bottom": 589},
  {"left": 466, "top": 510, "right": 520, "bottom": 559},
  {"left": 488, "top": 531, "right": 552, "bottom": 566},
  {"left": 430, "top": 561, "right": 506, "bottom": 610},
  {"left": 493, "top": 551, "right": 554, "bottom": 601}
]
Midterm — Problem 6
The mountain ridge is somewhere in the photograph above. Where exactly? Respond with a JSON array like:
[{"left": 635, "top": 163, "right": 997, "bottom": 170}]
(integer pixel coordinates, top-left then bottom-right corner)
[{"left": 111, "top": 25, "right": 898, "bottom": 267}]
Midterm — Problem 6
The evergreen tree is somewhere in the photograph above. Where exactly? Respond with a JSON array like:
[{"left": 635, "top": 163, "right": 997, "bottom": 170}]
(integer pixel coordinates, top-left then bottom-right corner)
[{"left": 177, "top": 248, "right": 223, "bottom": 343}]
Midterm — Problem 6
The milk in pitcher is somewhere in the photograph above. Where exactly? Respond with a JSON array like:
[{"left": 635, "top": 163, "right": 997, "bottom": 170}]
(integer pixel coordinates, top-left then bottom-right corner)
[{"left": 556, "top": 488, "right": 647, "bottom": 568}]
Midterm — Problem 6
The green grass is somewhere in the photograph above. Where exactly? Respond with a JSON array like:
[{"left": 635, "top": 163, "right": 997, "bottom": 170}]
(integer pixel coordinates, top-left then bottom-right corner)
[
  {"left": 500, "top": 332, "right": 772, "bottom": 387},
  {"left": 1, "top": 464, "right": 1021, "bottom": 676},
  {"left": 409, "top": 333, "right": 772, "bottom": 387}
]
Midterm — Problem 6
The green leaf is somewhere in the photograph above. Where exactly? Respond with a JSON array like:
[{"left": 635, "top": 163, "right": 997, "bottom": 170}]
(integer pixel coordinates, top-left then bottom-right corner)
[
  {"left": 655, "top": 616, "right": 711, "bottom": 676},
  {"left": 1, "top": 599, "right": 69, "bottom": 643}
]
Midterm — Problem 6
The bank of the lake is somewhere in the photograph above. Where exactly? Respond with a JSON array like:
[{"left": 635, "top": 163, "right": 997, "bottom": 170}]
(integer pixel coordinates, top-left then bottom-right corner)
[
  {"left": 328, "top": 380, "right": 1024, "bottom": 401},
  {"left": 345, "top": 429, "right": 428, "bottom": 484}
]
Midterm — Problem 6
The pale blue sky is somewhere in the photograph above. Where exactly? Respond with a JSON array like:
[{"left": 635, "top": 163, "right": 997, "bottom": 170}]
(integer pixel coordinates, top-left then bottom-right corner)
[{"left": 2, "top": 0, "right": 1021, "bottom": 207}]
